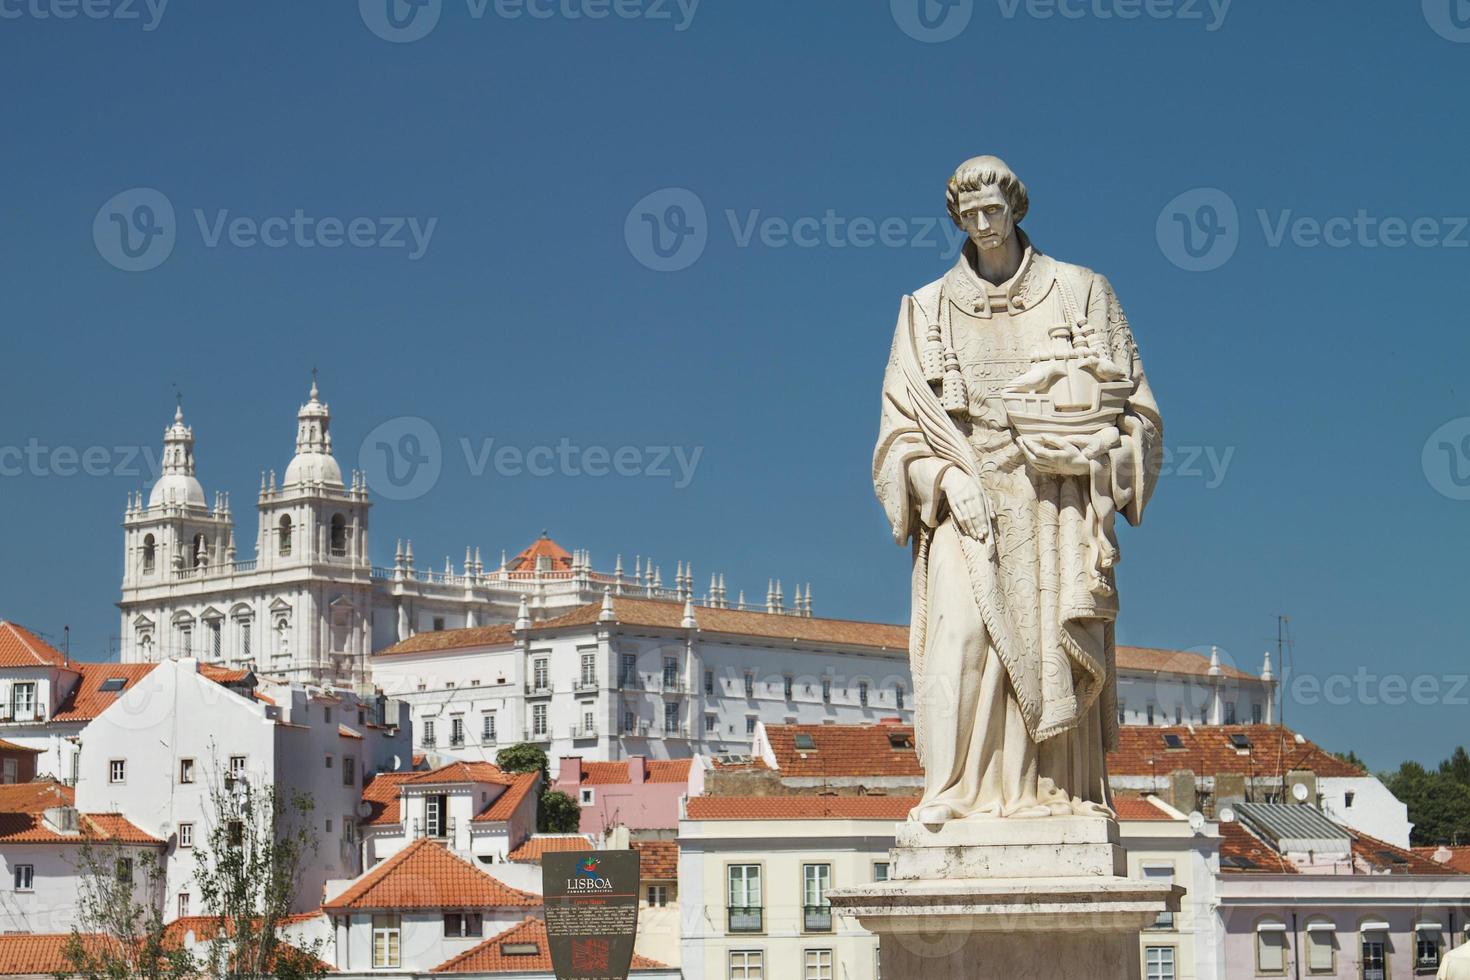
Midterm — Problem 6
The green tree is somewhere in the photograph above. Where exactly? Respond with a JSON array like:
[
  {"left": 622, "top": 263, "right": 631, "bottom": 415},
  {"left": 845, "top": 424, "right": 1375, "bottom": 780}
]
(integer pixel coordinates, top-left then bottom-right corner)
[
  {"left": 190, "top": 766, "right": 328, "bottom": 980},
  {"left": 1440, "top": 746, "right": 1470, "bottom": 787},
  {"left": 495, "top": 743, "right": 550, "bottom": 782},
  {"left": 58, "top": 843, "right": 193, "bottom": 980},
  {"left": 1386, "top": 759, "right": 1470, "bottom": 847},
  {"left": 495, "top": 743, "right": 580, "bottom": 833},
  {"left": 1332, "top": 749, "right": 1367, "bottom": 771},
  {"left": 540, "top": 791, "right": 581, "bottom": 833}
]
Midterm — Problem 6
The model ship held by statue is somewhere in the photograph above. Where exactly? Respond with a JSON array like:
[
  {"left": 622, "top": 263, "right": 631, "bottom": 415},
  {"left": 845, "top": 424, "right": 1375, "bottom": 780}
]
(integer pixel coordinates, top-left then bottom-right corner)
[{"left": 872, "top": 155, "right": 1164, "bottom": 825}]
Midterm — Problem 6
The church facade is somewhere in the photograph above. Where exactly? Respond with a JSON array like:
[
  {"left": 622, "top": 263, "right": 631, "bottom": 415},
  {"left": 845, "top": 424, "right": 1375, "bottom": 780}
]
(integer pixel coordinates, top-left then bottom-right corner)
[{"left": 117, "top": 384, "right": 816, "bottom": 689}]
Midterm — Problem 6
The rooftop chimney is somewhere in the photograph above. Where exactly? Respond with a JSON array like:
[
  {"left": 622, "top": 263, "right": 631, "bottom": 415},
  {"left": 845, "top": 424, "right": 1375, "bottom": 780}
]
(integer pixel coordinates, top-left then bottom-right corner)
[{"left": 628, "top": 754, "right": 647, "bottom": 785}]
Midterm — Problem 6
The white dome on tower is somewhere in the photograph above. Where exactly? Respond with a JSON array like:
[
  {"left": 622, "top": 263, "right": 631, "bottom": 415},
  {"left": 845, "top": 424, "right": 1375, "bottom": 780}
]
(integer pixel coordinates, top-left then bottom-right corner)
[
  {"left": 282, "top": 379, "right": 344, "bottom": 488},
  {"left": 147, "top": 404, "right": 207, "bottom": 509}
]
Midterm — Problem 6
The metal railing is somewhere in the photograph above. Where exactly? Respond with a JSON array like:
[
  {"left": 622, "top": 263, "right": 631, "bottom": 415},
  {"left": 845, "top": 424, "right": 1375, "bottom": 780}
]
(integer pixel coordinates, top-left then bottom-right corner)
[
  {"left": 803, "top": 905, "right": 833, "bottom": 932},
  {"left": 727, "top": 907, "right": 763, "bottom": 933}
]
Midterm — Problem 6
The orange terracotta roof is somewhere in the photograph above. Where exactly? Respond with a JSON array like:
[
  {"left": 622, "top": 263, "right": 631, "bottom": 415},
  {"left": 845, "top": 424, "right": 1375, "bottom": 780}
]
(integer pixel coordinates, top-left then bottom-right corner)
[
  {"left": 507, "top": 534, "right": 574, "bottom": 574},
  {"left": 763, "top": 723, "right": 921, "bottom": 777},
  {"left": 631, "top": 840, "right": 678, "bottom": 879},
  {"left": 408, "top": 761, "right": 511, "bottom": 786},
  {"left": 197, "top": 664, "right": 251, "bottom": 684},
  {"left": 1353, "top": 832, "right": 1461, "bottom": 875},
  {"left": 376, "top": 623, "right": 518, "bottom": 657},
  {"left": 685, "top": 795, "right": 916, "bottom": 821},
  {"left": 0, "top": 738, "right": 41, "bottom": 753},
  {"left": 1107, "top": 725, "right": 1364, "bottom": 778},
  {"left": 52, "top": 663, "right": 161, "bottom": 722},
  {"left": 1218, "top": 821, "right": 1299, "bottom": 874},
  {"left": 538, "top": 596, "right": 910, "bottom": 652},
  {"left": 576, "top": 759, "right": 693, "bottom": 785},
  {"left": 361, "top": 772, "right": 417, "bottom": 826},
  {"left": 1114, "top": 645, "right": 1258, "bottom": 682},
  {"left": 338, "top": 724, "right": 363, "bottom": 740},
  {"left": 1113, "top": 796, "right": 1176, "bottom": 821},
  {"left": 323, "top": 838, "right": 540, "bottom": 912},
  {"left": 507, "top": 835, "right": 592, "bottom": 863},
  {"left": 475, "top": 772, "right": 540, "bottom": 823},
  {"left": 0, "top": 621, "right": 68, "bottom": 668},
  {"left": 431, "top": 917, "right": 667, "bottom": 974},
  {"left": 0, "top": 781, "right": 162, "bottom": 845},
  {"left": 0, "top": 934, "right": 116, "bottom": 975},
  {"left": 1414, "top": 845, "right": 1470, "bottom": 874}
]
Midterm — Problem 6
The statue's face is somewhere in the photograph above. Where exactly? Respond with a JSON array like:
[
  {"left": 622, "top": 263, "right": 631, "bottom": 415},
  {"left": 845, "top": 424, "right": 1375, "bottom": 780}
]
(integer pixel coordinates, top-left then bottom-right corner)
[{"left": 956, "top": 186, "right": 1014, "bottom": 251}]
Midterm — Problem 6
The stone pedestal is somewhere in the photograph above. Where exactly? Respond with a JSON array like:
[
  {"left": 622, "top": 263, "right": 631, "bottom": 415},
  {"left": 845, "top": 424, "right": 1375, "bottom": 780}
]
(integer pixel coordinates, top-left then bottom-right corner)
[{"left": 829, "top": 818, "right": 1182, "bottom": 980}]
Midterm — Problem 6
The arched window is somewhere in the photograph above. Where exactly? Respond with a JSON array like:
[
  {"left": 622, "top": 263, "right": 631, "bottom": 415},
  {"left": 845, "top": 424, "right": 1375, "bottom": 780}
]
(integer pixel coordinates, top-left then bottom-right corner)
[
  {"left": 142, "top": 534, "right": 156, "bottom": 574},
  {"left": 330, "top": 513, "right": 348, "bottom": 557},
  {"left": 193, "top": 533, "right": 208, "bottom": 568},
  {"left": 1256, "top": 918, "right": 1288, "bottom": 975},
  {"left": 1304, "top": 918, "right": 1337, "bottom": 974},
  {"left": 278, "top": 515, "right": 293, "bottom": 556}
]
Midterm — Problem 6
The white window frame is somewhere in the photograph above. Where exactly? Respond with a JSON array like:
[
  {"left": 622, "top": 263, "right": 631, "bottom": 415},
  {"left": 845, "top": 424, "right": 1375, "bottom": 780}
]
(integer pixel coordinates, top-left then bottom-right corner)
[
  {"left": 728, "top": 949, "right": 764, "bottom": 979},
  {"left": 109, "top": 759, "right": 127, "bottom": 784},
  {"left": 372, "top": 914, "right": 401, "bottom": 969},
  {"left": 803, "top": 948, "right": 834, "bottom": 980},
  {"left": 13, "top": 864, "right": 34, "bottom": 892},
  {"left": 178, "top": 823, "right": 194, "bottom": 848},
  {"left": 1144, "top": 945, "right": 1176, "bottom": 980}
]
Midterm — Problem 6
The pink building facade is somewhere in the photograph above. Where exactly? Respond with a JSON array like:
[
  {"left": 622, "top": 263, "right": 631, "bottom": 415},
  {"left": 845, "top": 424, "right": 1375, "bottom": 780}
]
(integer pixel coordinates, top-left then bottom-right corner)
[{"left": 554, "top": 755, "right": 694, "bottom": 835}]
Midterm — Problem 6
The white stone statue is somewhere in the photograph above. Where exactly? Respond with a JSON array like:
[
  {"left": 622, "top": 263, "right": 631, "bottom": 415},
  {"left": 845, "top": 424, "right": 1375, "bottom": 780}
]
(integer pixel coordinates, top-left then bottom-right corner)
[{"left": 874, "top": 156, "right": 1163, "bottom": 824}]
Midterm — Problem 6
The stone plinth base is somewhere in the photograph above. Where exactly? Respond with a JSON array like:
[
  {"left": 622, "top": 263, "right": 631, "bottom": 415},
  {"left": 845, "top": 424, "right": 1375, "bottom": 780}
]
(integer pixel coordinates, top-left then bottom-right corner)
[
  {"left": 892, "top": 815, "right": 1125, "bottom": 879},
  {"left": 829, "top": 875, "right": 1183, "bottom": 980}
]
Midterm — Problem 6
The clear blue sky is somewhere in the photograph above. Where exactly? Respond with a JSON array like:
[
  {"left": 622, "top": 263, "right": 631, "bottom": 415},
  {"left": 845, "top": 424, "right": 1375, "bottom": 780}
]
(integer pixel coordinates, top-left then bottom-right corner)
[{"left": 1, "top": 1, "right": 1467, "bottom": 772}]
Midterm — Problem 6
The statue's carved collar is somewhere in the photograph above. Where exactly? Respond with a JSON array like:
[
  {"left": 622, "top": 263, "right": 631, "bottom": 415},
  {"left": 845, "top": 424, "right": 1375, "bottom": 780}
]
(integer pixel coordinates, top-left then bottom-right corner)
[{"left": 943, "top": 230, "right": 1054, "bottom": 319}]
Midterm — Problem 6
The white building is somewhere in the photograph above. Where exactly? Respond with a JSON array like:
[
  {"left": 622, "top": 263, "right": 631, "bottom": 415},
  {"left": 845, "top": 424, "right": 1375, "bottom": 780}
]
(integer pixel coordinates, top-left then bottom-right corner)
[
  {"left": 0, "top": 779, "right": 165, "bottom": 935},
  {"left": 358, "top": 760, "right": 540, "bottom": 868},
  {"left": 72, "top": 657, "right": 411, "bottom": 915},
  {"left": 371, "top": 594, "right": 914, "bottom": 769},
  {"left": 677, "top": 791, "right": 1218, "bottom": 980},
  {"left": 117, "top": 387, "right": 808, "bottom": 690}
]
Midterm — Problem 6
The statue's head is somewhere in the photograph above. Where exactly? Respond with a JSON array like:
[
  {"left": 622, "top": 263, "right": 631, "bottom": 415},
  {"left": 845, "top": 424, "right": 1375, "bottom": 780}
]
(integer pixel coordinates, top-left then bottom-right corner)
[{"left": 947, "top": 156, "right": 1029, "bottom": 252}]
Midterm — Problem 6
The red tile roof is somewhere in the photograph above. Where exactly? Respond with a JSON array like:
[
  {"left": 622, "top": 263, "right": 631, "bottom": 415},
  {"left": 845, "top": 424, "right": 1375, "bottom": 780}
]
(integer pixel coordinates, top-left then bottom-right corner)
[
  {"left": 1108, "top": 725, "right": 1364, "bottom": 778},
  {"left": 1115, "top": 645, "right": 1258, "bottom": 682},
  {"left": 361, "top": 772, "right": 418, "bottom": 826},
  {"left": 431, "top": 917, "right": 666, "bottom": 974},
  {"left": 631, "top": 840, "right": 678, "bottom": 879},
  {"left": 51, "top": 663, "right": 161, "bottom": 723},
  {"left": 507, "top": 534, "right": 574, "bottom": 574},
  {"left": 408, "top": 761, "right": 509, "bottom": 786},
  {"left": 0, "top": 738, "right": 41, "bottom": 754},
  {"left": 1353, "top": 832, "right": 1460, "bottom": 875},
  {"left": 538, "top": 597, "right": 910, "bottom": 652},
  {"left": 763, "top": 724, "right": 921, "bottom": 777},
  {"left": 1113, "top": 796, "right": 1176, "bottom": 821},
  {"left": 476, "top": 772, "right": 541, "bottom": 823},
  {"left": 576, "top": 759, "right": 692, "bottom": 785},
  {"left": 0, "top": 781, "right": 162, "bottom": 845},
  {"left": 1219, "top": 821, "right": 1299, "bottom": 874},
  {"left": 376, "top": 623, "right": 518, "bottom": 657},
  {"left": 0, "top": 622, "right": 68, "bottom": 668},
  {"left": 0, "top": 934, "right": 116, "bottom": 975},
  {"left": 338, "top": 724, "right": 363, "bottom": 740},
  {"left": 507, "top": 835, "right": 593, "bottom": 863},
  {"left": 685, "top": 795, "right": 917, "bottom": 821},
  {"left": 323, "top": 838, "right": 540, "bottom": 911},
  {"left": 1414, "top": 845, "right": 1470, "bottom": 874}
]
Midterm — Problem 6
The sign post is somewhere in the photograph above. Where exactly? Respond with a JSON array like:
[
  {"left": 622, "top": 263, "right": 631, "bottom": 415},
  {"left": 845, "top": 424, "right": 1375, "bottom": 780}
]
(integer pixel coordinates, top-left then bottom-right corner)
[{"left": 542, "top": 850, "right": 641, "bottom": 980}]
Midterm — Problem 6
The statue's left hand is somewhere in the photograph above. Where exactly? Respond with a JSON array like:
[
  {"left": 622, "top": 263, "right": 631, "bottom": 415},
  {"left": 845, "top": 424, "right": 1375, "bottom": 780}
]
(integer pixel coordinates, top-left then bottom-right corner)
[{"left": 1019, "top": 435, "right": 1093, "bottom": 476}]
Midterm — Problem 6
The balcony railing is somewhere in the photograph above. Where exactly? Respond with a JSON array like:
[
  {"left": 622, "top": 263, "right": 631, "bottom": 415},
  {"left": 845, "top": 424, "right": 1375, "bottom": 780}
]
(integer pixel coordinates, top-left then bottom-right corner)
[
  {"left": 803, "top": 905, "right": 833, "bottom": 932},
  {"left": 571, "top": 724, "right": 598, "bottom": 739},
  {"left": 660, "top": 678, "right": 685, "bottom": 694},
  {"left": 574, "top": 679, "right": 599, "bottom": 693},
  {"left": 727, "top": 907, "right": 763, "bottom": 933},
  {"left": 525, "top": 682, "right": 553, "bottom": 697},
  {"left": 421, "top": 735, "right": 437, "bottom": 748},
  {"left": 449, "top": 736, "right": 465, "bottom": 748},
  {"left": 619, "top": 675, "right": 643, "bottom": 690},
  {"left": 411, "top": 817, "right": 456, "bottom": 839},
  {"left": 522, "top": 729, "right": 552, "bottom": 743}
]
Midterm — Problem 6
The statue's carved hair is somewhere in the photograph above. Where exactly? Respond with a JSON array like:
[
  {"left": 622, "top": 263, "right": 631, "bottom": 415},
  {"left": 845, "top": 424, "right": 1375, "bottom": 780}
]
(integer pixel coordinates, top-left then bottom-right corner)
[{"left": 946, "top": 156, "right": 1029, "bottom": 227}]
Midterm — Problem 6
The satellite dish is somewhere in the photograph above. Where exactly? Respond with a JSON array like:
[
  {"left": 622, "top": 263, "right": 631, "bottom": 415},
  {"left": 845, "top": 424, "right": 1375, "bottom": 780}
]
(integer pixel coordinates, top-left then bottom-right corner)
[
  {"left": 1188, "top": 811, "right": 1206, "bottom": 833},
  {"left": 357, "top": 800, "right": 374, "bottom": 819},
  {"left": 1219, "top": 806, "right": 1236, "bottom": 823},
  {"left": 1292, "top": 782, "right": 1310, "bottom": 802}
]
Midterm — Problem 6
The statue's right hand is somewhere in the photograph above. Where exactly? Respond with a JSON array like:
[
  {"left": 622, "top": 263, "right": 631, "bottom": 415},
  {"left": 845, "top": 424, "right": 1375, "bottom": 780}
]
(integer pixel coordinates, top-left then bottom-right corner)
[{"left": 941, "top": 468, "right": 990, "bottom": 541}]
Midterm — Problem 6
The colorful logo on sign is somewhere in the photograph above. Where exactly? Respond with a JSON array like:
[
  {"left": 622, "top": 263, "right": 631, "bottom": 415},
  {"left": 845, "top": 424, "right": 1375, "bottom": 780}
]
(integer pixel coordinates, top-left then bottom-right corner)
[{"left": 576, "top": 857, "right": 602, "bottom": 879}]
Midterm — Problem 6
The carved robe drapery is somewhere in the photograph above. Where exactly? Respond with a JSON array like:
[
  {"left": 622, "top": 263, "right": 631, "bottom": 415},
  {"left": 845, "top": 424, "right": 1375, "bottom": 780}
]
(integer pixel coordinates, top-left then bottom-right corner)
[{"left": 873, "top": 238, "right": 1163, "bottom": 818}]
